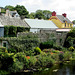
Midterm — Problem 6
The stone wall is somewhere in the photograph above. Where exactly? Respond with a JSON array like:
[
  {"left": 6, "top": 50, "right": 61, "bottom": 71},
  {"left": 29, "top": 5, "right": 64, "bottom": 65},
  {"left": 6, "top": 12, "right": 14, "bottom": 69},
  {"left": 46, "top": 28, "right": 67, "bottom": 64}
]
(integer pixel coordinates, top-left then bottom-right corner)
[{"left": 17, "top": 30, "right": 68, "bottom": 46}]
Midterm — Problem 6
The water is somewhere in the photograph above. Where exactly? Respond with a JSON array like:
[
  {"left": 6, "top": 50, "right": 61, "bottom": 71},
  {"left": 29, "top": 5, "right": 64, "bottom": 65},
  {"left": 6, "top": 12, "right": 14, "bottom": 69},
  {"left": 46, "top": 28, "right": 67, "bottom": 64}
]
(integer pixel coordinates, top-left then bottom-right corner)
[{"left": 9, "top": 61, "right": 75, "bottom": 75}]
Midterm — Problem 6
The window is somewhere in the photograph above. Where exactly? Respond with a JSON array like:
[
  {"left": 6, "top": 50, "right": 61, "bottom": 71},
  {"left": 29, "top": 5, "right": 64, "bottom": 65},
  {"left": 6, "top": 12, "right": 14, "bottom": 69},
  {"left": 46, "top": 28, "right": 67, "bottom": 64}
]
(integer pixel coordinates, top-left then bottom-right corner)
[
  {"left": 65, "top": 23, "right": 66, "bottom": 27},
  {"left": 3, "top": 42, "right": 7, "bottom": 47},
  {"left": 68, "top": 24, "right": 69, "bottom": 27}
]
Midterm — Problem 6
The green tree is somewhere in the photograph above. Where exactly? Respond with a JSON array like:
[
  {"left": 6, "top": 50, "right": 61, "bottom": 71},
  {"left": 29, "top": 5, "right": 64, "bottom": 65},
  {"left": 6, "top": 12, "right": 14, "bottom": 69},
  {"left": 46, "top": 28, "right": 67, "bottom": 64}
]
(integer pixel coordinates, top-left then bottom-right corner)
[
  {"left": 5, "top": 5, "right": 15, "bottom": 11},
  {"left": 15, "top": 5, "right": 29, "bottom": 18},
  {"left": 29, "top": 12, "right": 35, "bottom": 19},
  {"left": 43, "top": 10, "right": 52, "bottom": 19},
  {"left": 35, "top": 10, "right": 45, "bottom": 19},
  {"left": 72, "top": 20, "right": 75, "bottom": 24}
]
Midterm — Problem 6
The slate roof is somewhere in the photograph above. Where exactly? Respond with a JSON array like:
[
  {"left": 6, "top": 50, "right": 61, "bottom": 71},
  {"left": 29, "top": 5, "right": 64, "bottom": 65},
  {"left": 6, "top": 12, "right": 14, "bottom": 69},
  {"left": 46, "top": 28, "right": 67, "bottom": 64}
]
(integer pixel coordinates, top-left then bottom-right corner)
[
  {"left": 57, "top": 15, "right": 72, "bottom": 24},
  {"left": 25, "top": 19, "right": 58, "bottom": 29},
  {"left": 0, "top": 15, "right": 30, "bottom": 28}
]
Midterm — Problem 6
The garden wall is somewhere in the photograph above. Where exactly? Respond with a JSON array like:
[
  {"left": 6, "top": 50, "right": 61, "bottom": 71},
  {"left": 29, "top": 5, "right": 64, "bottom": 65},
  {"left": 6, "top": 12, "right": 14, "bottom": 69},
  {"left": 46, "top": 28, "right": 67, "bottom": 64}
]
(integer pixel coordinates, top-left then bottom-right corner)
[{"left": 17, "top": 30, "right": 68, "bottom": 46}]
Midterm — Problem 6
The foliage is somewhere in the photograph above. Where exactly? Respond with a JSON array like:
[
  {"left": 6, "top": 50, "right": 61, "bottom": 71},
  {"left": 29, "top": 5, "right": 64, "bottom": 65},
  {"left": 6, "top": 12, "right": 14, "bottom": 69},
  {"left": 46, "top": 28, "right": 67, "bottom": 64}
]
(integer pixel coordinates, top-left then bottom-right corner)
[
  {"left": 0, "top": 53, "right": 14, "bottom": 70},
  {"left": 36, "top": 53, "right": 55, "bottom": 68},
  {"left": 68, "top": 46, "right": 75, "bottom": 52},
  {"left": 34, "top": 47, "right": 41, "bottom": 55},
  {"left": 4, "top": 26, "right": 9, "bottom": 36},
  {"left": 59, "top": 52, "right": 64, "bottom": 61},
  {"left": 64, "top": 28, "right": 75, "bottom": 48},
  {"left": 9, "top": 25, "right": 17, "bottom": 36},
  {"left": 4, "top": 25, "right": 30, "bottom": 37},
  {"left": 15, "top": 5, "right": 29, "bottom": 17},
  {"left": 5, "top": 5, "right": 15, "bottom": 11},
  {"left": 43, "top": 10, "right": 52, "bottom": 19},
  {"left": 0, "top": 47, "right": 7, "bottom": 52},
  {"left": 9, "top": 60, "right": 24, "bottom": 72},
  {"left": 40, "top": 40, "right": 54, "bottom": 50},
  {"left": 63, "top": 51, "right": 72, "bottom": 61},
  {"left": 28, "top": 56, "right": 37, "bottom": 68},
  {"left": 35, "top": 10, "right": 45, "bottom": 19},
  {"left": 29, "top": 12, "right": 35, "bottom": 19}
]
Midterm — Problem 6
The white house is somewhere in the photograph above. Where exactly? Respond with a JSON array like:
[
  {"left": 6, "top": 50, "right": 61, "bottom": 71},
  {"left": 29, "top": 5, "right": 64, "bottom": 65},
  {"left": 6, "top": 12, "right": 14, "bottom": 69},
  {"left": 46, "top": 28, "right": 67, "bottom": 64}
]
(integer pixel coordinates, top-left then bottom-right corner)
[{"left": 25, "top": 19, "right": 58, "bottom": 33}]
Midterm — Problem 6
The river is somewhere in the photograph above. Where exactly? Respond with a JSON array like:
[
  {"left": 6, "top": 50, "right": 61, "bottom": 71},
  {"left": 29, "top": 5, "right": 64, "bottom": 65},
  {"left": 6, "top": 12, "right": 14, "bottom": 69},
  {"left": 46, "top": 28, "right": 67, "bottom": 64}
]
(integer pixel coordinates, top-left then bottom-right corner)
[{"left": 11, "top": 61, "right": 75, "bottom": 75}]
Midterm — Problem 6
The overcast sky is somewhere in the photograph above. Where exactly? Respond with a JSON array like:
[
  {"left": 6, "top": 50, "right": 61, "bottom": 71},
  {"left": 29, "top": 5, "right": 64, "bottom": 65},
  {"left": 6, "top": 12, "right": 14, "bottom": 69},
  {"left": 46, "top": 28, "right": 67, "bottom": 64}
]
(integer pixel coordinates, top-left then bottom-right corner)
[{"left": 0, "top": 0, "right": 75, "bottom": 21}]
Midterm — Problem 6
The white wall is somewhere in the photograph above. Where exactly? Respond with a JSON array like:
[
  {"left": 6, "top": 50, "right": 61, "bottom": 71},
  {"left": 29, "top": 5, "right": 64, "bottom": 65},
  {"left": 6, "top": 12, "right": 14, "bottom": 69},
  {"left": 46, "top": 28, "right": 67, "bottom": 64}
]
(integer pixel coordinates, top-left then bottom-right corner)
[{"left": 30, "top": 28, "right": 40, "bottom": 33}]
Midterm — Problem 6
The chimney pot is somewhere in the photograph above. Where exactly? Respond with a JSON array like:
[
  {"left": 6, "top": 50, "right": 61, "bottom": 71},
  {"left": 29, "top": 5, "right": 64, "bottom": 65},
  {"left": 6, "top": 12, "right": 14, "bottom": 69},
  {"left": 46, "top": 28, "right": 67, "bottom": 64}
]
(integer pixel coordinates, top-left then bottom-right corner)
[
  {"left": 62, "top": 13, "right": 67, "bottom": 17},
  {"left": 52, "top": 11, "right": 56, "bottom": 16}
]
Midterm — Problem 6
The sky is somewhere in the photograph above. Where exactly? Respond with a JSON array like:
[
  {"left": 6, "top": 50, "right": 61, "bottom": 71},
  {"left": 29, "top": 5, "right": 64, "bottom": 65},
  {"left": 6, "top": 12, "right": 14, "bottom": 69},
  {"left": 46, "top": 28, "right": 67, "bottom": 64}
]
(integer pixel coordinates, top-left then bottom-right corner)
[{"left": 0, "top": 0, "right": 75, "bottom": 21}]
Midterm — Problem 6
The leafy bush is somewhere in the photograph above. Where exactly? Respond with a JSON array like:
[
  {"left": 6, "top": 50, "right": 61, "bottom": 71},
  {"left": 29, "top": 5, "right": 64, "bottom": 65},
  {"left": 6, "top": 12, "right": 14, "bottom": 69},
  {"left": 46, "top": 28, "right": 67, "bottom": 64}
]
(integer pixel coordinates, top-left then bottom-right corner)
[
  {"left": 59, "top": 53, "right": 64, "bottom": 61},
  {"left": 7, "top": 37, "right": 39, "bottom": 53},
  {"left": 68, "top": 46, "right": 75, "bottom": 52},
  {"left": 36, "top": 53, "right": 55, "bottom": 68},
  {"left": 40, "top": 40, "right": 54, "bottom": 50},
  {"left": 63, "top": 51, "right": 72, "bottom": 61},
  {"left": 28, "top": 56, "right": 37, "bottom": 68},
  {"left": 0, "top": 47, "right": 7, "bottom": 52},
  {"left": 7, "top": 48, "right": 16, "bottom": 53},
  {"left": 0, "top": 53, "right": 14, "bottom": 70},
  {"left": 9, "top": 60, "right": 24, "bottom": 73},
  {"left": 53, "top": 45, "right": 63, "bottom": 50},
  {"left": 34, "top": 47, "right": 41, "bottom": 55}
]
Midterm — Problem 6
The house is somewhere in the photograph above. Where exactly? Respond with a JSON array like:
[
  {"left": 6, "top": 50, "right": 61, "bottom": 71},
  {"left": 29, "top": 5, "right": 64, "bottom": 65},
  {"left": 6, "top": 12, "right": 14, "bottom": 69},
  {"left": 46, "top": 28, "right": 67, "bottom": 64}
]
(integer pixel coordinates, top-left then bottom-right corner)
[
  {"left": 49, "top": 11, "right": 73, "bottom": 28},
  {"left": 5, "top": 9, "right": 19, "bottom": 18},
  {"left": 0, "top": 9, "right": 30, "bottom": 37},
  {"left": 25, "top": 19, "right": 58, "bottom": 33}
]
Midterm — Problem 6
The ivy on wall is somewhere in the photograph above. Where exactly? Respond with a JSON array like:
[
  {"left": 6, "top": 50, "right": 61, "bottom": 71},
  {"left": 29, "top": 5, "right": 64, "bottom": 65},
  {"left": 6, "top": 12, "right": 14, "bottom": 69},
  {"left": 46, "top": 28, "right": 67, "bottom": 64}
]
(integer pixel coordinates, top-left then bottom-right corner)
[{"left": 4, "top": 25, "right": 30, "bottom": 37}]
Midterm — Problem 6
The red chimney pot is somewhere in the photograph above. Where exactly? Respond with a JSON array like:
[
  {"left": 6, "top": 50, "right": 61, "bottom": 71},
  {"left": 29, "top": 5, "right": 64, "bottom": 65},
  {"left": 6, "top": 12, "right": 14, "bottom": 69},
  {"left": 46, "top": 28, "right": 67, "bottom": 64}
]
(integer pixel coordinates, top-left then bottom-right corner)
[
  {"left": 62, "top": 13, "right": 67, "bottom": 17},
  {"left": 52, "top": 11, "right": 56, "bottom": 16}
]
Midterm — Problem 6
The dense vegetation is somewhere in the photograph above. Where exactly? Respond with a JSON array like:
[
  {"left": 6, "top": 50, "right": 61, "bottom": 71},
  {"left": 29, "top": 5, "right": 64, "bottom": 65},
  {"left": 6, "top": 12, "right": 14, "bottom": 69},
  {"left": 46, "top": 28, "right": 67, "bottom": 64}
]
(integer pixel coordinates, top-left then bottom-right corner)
[
  {"left": 1, "top": 28, "right": 75, "bottom": 74},
  {"left": 4, "top": 25, "right": 30, "bottom": 37}
]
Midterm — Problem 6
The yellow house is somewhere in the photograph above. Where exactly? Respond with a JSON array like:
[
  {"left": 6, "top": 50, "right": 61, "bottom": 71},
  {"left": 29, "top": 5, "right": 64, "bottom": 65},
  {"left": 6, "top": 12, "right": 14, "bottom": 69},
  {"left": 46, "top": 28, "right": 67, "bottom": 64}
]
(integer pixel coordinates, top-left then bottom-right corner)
[{"left": 49, "top": 11, "right": 73, "bottom": 28}]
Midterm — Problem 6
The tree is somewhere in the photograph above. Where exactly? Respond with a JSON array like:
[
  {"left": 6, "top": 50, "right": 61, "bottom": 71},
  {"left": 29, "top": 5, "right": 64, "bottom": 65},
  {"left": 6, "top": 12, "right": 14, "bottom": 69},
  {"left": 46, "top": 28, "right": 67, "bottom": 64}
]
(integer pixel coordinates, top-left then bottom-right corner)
[
  {"left": 43, "top": 10, "right": 52, "bottom": 19},
  {"left": 15, "top": 5, "right": 29, "bottom": 18},
  {"left": 72, "top": 20, "right": 75, "bottom": 24},
  {"left": 5, "top": 5, "right": 15, "bottom": 11},
  {"left": 29, "top": 12, "right": 35, "bottom": 19},
  {"left": 35, "top": 10, "right": 45, "bottom": 19}
]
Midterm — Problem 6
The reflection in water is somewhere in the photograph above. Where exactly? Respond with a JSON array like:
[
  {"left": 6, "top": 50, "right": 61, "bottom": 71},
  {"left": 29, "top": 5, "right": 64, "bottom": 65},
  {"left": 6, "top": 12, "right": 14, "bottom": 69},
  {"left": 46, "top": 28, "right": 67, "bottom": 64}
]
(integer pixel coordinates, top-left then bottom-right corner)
[{"left": 11, "top": 61, "right": 75, "bottom": 75}]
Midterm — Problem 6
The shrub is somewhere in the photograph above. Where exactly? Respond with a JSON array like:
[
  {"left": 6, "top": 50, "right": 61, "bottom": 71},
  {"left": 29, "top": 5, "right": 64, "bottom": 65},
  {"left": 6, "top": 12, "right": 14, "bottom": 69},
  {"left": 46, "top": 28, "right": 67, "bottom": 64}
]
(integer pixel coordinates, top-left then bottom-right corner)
[
  {"left": 9, "top": 60, "right": 24, "bottom": 73},
  {"left": 0, "top": 47, "right": 7, "bottom": 52},
  {"left": 68, "top": 46, "right": 75, "bottom": 52},
  {"left": 53, "top": 45, "right": 63, "bottom": 50},
  {"left": 0, "top": 53, "right": 14, "bottom": 70},
  {"left": 34, "top": 47, "right": 41, "bottom": 55},
  {"left": 59, "top": 53, "right": 64, "bottom": 61},
  {"left": 7, "top": 48, "right": 16, "bottom": 53},
  {"left": 63, "top": 51, "right": 72, "bottom": 61},
  {"left": 40, "top": 40, "right": 54, "bottom": 50},
  {"left": 28, "top": 56, "right": 37, "bottom": 69},
  {"left": 36, "top": 53, "right": 55, "bottom": 68}
]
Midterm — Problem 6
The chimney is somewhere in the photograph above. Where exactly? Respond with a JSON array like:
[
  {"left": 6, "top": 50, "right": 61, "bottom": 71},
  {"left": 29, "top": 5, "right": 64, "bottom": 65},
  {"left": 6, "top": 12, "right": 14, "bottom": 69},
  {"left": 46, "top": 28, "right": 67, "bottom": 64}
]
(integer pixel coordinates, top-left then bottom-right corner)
[
  {"left": 5, "top": 8, "right": 9, "bottom": 16},
  {"left": 52, "top": 11, "right": 56, "bottom": 16},
  {"left": 62, "top": 13, "right": 67, "bottom": 17}
]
